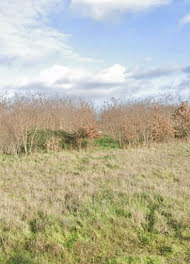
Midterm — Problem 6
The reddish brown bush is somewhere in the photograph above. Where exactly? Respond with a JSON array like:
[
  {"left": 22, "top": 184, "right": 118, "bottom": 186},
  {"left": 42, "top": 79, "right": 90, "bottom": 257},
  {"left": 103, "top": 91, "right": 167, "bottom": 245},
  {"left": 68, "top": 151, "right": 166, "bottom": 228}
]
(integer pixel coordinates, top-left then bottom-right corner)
[
  {"left": 173, "top": 101, "right": 190, "bottom": 138},
  {"left": 101, "top": 99, "right": 175, "bottom": 146},
  {"left": 148, "top": 106, "right": 174, "bottom": 143}
]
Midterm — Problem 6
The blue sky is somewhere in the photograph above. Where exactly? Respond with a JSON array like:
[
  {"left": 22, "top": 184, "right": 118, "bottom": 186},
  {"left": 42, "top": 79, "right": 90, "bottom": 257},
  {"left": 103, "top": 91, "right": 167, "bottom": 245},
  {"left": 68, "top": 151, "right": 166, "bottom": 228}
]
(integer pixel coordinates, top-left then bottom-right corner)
[{"left": 0, "top": 0, "right": 190, "bottom": 102}]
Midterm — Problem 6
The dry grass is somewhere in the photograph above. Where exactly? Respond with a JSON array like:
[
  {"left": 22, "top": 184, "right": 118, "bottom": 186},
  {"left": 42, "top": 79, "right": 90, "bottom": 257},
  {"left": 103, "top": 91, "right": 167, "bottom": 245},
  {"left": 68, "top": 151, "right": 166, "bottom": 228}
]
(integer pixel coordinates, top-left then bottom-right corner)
[{"left": 0, "top": 142, "right": 190, "bottom": 263}]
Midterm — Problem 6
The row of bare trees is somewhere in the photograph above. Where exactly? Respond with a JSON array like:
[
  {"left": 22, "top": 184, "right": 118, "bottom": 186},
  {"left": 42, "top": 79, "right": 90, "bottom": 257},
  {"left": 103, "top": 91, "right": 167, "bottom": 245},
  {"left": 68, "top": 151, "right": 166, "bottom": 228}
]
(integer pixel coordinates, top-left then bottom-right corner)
[
  {"left": 0, "top": 96, "right": 98, "bottom": 153},
  {"left": 101, "top": 99, "right": 190, "bottom": 146},
  {"left": 0, "top": 96, "right": 190, "bottom": 153}
]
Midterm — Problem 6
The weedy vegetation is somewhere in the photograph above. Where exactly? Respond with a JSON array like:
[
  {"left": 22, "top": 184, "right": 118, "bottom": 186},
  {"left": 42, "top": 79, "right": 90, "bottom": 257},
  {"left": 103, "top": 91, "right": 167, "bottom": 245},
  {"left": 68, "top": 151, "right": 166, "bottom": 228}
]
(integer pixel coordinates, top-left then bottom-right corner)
[{"left": 0, "top": 96, "right": 190, "bottom": 263}]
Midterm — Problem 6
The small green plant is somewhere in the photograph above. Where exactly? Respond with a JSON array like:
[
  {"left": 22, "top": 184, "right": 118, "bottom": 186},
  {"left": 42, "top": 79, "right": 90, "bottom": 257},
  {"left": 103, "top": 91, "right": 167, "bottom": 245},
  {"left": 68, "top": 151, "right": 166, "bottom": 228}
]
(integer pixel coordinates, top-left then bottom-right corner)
[{"left": 95, "top": 135, "right": 120, "bottom": 149}]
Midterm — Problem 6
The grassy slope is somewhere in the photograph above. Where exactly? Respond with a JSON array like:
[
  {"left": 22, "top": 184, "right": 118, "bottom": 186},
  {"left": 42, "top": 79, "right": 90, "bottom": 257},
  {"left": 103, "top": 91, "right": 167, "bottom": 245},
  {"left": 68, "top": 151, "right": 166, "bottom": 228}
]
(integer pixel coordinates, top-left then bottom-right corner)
[{"left": 0, "top": 142, "right": 190, "bottom": 263}]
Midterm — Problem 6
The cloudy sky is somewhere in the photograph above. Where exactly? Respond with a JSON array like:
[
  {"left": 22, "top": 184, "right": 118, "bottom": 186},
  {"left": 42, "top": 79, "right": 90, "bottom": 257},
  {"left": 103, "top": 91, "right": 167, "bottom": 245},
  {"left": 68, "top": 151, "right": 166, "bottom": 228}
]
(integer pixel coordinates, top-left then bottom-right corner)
[{"left": 0, "top": 0, "right": 190, "bottom": 101}]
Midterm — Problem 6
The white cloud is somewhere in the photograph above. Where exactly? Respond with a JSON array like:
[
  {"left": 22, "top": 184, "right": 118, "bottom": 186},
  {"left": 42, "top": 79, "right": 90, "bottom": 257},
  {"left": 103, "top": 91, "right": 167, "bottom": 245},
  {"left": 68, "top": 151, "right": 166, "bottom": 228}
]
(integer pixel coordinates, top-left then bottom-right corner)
[
  {"left": 4, "top": 64, "right": 127, "bottom": 93},
  {"left": 0, "top": 64, "right": 140, "bottom": 100},
  {"left": 95, "top": 64, "right": 126, "bottom": 83},
  {"left": 0, "top": 0, "right": 185, "bottom": 102},
  {"left": 71, "top": 0, "right": 172, "bottom": 20},
  {"left": 0, "top": 0, "right": 97, "bottom": 65},
  {"left": 1, "top": 63, "right": 186, "bottom": 101},
  {"left": 144, "top": 56, "right": 153, "bottom": 63},
  {"left": 179, "top": 14, "right": 190, "bottom": 26}
]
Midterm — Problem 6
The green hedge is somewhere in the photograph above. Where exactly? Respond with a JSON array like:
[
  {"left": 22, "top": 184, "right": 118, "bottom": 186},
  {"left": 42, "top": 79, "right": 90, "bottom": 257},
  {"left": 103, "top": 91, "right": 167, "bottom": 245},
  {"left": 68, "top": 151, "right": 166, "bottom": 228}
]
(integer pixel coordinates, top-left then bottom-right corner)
[{"left": 22, "top": 128, "right": 89, "bottom": 153}]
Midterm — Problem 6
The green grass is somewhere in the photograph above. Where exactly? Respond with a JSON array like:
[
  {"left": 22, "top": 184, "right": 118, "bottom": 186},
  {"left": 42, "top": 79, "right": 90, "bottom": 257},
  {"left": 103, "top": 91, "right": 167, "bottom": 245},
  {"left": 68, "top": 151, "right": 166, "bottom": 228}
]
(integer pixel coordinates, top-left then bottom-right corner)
[
  {"left": 95, "top": 135, "right": 120, "bottom": 149},
  {"left": 0, "top": 142, "right": 190, "bottom": 263}
]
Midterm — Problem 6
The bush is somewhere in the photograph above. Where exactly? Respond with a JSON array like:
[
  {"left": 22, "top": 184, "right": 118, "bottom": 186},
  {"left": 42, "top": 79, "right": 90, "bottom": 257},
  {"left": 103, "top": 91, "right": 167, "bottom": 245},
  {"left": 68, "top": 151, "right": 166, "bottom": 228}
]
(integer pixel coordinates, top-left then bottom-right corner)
[
  {"left": 95, "top": 135, "right": 120, "bottom": 149},
  {"left": 1, "top": 96, "right": 190, "bottom": 154},
  {"left": 101, "top": 100, "right": 175, "bottom": 146},
  {"left": 21, "top": 128, "right": 89, "bottom": 153},
  {"left": 0, "top": 96, "right": 98, "bottom": 154},
  {"left": 173, "top": 101, "right": 190, "bottom": 138},
  {"left": 147, "top": 106, "right": 174, "bottom": 143}
]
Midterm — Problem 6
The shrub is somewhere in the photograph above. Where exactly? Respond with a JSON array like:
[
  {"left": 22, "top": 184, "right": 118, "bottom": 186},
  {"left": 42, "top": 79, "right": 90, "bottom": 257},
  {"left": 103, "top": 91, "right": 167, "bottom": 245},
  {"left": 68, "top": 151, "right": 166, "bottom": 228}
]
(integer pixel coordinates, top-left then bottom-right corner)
[
  {"left": 1, "top": 95, "right": 190, "bottom": 153},
  {"left": 173, "top": 101, "right": 190, "bottom": 138},
  {"left": 95, "top": 135, "right": 120, "bottom": 149},
  {"left": 24, "top": 128, "right": 89, "bottom": 153},
  {"left": 0, "top": 96, "right": 99, "bottom": 154},
  {"left": 147, "top": 106, "right": 174, "bottom": 143},
  {"left": 101, "top": 99, "right": 175, "bottom": 146}
]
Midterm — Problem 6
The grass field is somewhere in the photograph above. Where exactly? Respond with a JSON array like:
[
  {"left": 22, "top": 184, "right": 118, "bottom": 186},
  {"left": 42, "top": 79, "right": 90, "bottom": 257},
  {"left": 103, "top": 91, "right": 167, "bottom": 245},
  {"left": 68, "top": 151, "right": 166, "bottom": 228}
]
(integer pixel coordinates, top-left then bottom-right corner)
[{"left": 0, "top": 142, "right": 190, "bottom": 263}]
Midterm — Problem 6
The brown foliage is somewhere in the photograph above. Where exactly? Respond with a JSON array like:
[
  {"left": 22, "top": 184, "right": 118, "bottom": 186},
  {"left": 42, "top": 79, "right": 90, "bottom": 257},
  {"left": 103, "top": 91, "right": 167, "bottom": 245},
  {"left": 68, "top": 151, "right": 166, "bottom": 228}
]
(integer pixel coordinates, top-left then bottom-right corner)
[
  {"left": 0, "top": 95, "right": 190, "bottom": 153},
  {"left": 0, "top": 96, "right": 98, "bottom": 153},
  {"left": 173, "top": 101, "right": 190, "bottom": 138},
  {"left": 101, "top": 99, "right": 175, "bottom": 146},
  {"left": 147, "top": 106, "right": 174, "bottom": 143}
]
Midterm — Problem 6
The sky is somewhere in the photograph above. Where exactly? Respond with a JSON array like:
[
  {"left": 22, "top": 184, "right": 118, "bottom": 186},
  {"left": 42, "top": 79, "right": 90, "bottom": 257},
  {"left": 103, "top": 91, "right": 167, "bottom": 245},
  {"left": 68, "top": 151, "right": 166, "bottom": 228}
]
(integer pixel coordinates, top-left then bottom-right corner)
[{"left": 0, "top": 0, "right": 190, "bottom": 102}]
